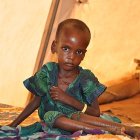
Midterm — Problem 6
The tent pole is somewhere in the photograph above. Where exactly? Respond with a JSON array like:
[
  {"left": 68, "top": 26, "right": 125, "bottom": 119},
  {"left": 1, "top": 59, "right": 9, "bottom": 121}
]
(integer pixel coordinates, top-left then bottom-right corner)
[
  {"left": 26, "top": 0, "right": 60, "bottom": 104},
  {"left": 33, "top": 0, "right": 60, "bottom": 73}
]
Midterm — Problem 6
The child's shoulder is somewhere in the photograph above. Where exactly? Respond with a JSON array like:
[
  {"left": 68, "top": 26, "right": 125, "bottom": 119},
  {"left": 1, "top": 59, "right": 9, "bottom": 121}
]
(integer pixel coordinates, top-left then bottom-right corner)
[{"left": 80, "top": 66, "right": 96, "bottom": 79}]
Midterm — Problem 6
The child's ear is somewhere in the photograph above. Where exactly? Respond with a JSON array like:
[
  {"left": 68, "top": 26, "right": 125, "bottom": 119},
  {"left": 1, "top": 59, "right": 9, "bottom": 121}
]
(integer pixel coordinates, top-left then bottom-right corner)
[{"left": 51, "top": 40, "right": 57, "bottom": 54}]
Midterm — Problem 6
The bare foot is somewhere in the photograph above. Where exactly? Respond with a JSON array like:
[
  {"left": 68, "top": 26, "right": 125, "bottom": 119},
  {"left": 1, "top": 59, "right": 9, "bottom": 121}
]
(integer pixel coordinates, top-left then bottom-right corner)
[{"left": 125, "top": 126, "right": 140, "bottom": 139}]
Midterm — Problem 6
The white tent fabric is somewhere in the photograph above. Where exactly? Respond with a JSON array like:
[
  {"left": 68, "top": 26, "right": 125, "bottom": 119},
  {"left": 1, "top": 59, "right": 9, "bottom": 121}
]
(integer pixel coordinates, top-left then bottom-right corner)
[
  {"left": 70, "top": 0, "right": 140, "bottom": 85},
  {"left": 0, "top": 0, "right": 52, "bottom": 107}
]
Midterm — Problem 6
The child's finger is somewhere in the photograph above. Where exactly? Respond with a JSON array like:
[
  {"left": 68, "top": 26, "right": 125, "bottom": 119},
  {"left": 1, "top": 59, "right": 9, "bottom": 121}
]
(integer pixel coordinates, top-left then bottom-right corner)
[
  {"left": 50, "top": 92, "right": 58, "bottom": 100},
  {"left": 50, "top": 89, "right": 57, "bottom": 94},
  {"left": 50, "top": 86, "right": 58, "bottom": 90}
]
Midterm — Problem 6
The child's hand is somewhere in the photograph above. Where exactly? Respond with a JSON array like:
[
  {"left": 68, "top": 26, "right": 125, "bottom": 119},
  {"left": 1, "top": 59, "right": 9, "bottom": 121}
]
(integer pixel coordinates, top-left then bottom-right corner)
[{"left": 50, "top": 86, "right": 70, "bottom": 103}]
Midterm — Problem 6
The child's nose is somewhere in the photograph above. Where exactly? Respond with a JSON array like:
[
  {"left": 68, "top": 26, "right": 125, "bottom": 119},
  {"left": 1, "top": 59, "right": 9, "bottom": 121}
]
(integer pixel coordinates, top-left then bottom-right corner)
[{"left": 68, "top": 52, "right": 75, "bottom": 60}]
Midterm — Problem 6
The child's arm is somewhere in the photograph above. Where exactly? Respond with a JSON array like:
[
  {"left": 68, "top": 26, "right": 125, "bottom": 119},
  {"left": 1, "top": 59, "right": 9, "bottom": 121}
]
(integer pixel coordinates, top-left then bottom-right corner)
[
  {"left": 9, "top": 95, "right": 41, "bottom": 127},
  {"left": 50, "top": 86, "right": 100, "bottom": 117}
]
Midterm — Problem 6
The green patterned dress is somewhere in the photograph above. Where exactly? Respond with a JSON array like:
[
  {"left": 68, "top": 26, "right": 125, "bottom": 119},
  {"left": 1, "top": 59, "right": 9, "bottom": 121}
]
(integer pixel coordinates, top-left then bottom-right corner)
[{"left": 23, "top": 62, "right": 106, "bottom": 135}]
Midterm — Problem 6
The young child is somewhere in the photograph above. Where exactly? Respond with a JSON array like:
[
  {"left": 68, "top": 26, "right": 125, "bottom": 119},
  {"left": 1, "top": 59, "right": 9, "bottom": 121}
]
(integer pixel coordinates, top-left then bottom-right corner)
[{"left": 9, "top": 18, "right": 140, "bottom": 138}]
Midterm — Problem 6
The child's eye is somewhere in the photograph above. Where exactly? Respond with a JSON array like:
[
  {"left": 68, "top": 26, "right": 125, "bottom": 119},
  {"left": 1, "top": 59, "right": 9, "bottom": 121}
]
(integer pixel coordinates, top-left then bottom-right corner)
[
  {"left": 76, "top": 50, "right": 83, "bottom": 55},
  {"left": 62, "top": 46, "right": 69, "bottom": 52}
]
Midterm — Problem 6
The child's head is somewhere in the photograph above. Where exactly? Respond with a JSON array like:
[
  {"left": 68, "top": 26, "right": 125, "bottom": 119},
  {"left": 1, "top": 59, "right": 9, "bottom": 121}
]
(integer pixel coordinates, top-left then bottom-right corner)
[
  {"left": 51, "top": 18, "right": 91, "bottom": 71},
  {"left": 55, "top": 18, "right": 91, "bottom": 45}
]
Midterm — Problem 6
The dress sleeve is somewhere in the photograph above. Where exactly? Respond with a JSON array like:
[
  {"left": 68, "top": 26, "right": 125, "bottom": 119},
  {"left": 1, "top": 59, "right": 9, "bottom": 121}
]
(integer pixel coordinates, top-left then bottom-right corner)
[
  {"left": 23, "top": 63, "right": 53, "bottom": 96},
  {"left": 81, "top": 70, "right": 106, "bottom": 104}
]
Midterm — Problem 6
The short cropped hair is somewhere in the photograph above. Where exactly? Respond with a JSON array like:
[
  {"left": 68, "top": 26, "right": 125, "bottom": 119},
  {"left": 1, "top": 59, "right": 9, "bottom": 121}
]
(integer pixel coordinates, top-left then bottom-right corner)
[{"left": 55, "top": 18, "right": 91, "bottom": 44}]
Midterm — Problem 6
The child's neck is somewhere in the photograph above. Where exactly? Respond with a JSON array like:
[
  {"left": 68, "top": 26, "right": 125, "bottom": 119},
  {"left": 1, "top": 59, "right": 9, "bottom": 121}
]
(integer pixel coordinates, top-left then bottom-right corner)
[
  {"left": 58, "top": 68, "right": 79, "bottom": 78},
  {"left": 57, "top": 68, "right": 79, "bottom": 91}
]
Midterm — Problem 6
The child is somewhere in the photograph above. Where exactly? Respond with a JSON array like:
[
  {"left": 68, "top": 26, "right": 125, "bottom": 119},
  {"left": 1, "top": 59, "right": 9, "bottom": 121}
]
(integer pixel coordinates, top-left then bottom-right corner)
[{"left": 9, "top": 19, "right": 140, "bottom": 138}]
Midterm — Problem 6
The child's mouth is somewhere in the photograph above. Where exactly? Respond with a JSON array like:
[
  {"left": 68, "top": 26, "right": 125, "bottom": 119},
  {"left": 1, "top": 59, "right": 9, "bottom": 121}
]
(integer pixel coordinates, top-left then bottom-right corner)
[{"left": 64, "top": 62, "right": 74, "bottom": 67}]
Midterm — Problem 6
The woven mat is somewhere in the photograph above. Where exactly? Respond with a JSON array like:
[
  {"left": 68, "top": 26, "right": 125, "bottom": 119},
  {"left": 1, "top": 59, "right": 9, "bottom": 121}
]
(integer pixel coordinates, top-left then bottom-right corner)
[{"left": 0, "top": 103, "right": 39, "bottom": 126}]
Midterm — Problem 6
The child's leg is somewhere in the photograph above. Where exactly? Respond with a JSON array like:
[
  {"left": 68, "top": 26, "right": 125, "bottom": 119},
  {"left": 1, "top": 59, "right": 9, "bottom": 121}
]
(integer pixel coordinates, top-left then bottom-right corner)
[
  {"left": 71, "top": 113, "right": 140, "bottom": 138},
  {"left": 54, "top": 116, "right": 123, "bottom": 135},
  {"left": 72, "top": 113, "right": 122, "bottom": 128}
]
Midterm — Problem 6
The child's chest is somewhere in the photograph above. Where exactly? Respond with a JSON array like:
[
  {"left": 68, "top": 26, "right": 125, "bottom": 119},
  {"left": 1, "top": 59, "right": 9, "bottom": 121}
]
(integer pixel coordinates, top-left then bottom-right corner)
[{"left": 57, "top": 76, "right": 76, "bottom": 92}]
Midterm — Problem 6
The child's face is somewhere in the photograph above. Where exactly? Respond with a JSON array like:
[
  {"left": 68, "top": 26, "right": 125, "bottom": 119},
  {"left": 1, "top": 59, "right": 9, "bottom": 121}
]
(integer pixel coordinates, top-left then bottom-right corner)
[{"left": 54, "top": 28, "right": 89, "bottom": 71}]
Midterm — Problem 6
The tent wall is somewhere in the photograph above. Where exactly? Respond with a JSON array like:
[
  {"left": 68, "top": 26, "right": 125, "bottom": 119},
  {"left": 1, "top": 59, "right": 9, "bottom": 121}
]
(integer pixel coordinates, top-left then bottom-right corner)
[
  {"left": 70, "top": 0, "right": 140, "bottom": 85},
  {"left": 0, "top": 0, "right": 52, "bottom": 107}
]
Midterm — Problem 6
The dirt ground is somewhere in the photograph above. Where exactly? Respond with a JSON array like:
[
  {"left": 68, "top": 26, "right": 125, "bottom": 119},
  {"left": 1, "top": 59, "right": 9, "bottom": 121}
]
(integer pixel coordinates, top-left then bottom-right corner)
[{"left": 100, "top": 93, "right": 140, "bottom": 124}]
